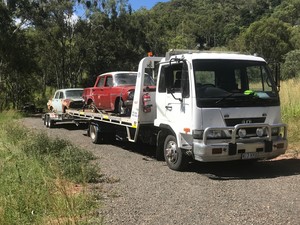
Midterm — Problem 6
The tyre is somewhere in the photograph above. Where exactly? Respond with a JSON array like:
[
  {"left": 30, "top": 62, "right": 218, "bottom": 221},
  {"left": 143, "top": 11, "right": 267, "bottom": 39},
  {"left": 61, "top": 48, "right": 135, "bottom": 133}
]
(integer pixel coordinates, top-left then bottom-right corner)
[
  {"left": 48, "top": 118, "right": 55, "bottom": 128},
  {"left": 45, "top": 115, "right": 49, "bottom": 127},
  {"left": 46, "top": 114, "right": 55, "bottom": 128},
  {"left": 164, "top": 135, "right": 188, "bottom": 171},
  {"left": 43, "top": 114, "right": 47, "bottom": 126},
  {"left": 115, "top": 98, "right": 124, "bottom": 114},
  {"left": 89, "top": 124, "right": 101, "bottom": 144},
  {"left": 156, "top": 131, "right": 166, "bottom": 161},
  {"left": 87, "top": 99, "right": 97, "bottom": 112}
]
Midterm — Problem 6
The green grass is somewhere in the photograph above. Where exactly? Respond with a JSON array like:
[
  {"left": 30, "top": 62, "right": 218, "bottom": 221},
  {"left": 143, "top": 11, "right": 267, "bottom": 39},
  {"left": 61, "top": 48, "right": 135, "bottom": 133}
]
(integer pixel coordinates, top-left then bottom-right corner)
[{"left": 0, "top": 111, "right": 102, "bottom": 224}]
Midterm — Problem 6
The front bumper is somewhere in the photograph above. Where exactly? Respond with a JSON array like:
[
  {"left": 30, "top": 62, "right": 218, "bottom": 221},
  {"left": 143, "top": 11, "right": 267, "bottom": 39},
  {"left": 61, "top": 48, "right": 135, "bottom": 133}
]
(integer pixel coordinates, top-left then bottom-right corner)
[{"left": 192, "top": 123, "right": 288, "bottom": 162}]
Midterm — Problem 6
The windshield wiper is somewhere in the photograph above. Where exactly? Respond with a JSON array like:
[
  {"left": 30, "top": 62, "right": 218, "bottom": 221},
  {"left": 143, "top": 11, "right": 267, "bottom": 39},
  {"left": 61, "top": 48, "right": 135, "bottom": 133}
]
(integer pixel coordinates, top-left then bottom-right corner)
[
  {"left": 215, "top": 92, "right": 261, "bottom": 105},
  {"left": 215, "top": 92, "right": 236, "bottom": 105}
]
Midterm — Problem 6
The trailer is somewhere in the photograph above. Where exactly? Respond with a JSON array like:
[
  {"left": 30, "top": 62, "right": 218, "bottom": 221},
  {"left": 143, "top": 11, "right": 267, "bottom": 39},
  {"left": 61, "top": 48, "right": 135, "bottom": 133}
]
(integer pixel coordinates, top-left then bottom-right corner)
[{"left": 43, "top": 50, "right": 288, "bottom": 171}]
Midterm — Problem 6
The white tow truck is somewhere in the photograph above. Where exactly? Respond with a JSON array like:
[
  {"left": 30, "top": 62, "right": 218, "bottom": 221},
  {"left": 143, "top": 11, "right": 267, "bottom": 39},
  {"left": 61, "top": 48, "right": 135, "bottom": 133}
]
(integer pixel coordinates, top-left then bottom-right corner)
[{"left": 44, "top": 50, "right": 288, "bottom": 171}]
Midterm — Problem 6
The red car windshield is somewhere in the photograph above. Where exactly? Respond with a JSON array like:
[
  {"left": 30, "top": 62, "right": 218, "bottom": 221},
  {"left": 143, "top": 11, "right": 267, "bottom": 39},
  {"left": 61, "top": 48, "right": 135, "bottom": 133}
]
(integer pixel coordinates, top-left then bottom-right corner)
[{"left": 115, "top": 73, "right": 155, "bottom": 86}]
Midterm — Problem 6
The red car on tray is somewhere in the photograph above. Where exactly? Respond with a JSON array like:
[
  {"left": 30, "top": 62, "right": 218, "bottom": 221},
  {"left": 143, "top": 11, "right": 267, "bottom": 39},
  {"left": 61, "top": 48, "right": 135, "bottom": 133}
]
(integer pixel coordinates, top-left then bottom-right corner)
[{"left": 83, "top": 71, "right": 155, "bottom": 115}]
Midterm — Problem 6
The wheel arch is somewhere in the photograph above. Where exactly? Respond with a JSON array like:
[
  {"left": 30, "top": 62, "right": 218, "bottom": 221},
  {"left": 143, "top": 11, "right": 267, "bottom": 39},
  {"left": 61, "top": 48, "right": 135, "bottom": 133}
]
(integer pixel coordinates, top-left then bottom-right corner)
[
  {"left": 87, "top": 98, "right": 93, "bottom": 105},
  {"left": 156, "top": 124, "right": 176, "bottom": 161}
]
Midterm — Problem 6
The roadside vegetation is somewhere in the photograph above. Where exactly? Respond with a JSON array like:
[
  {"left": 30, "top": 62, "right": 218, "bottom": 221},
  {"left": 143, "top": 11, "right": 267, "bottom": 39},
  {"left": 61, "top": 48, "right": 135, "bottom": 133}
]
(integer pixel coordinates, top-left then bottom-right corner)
[
  {"left": 0, "top": 111, "right": 101, "bottom": 225},
  {"left": 280, "top": 79, "right": 300, "bottom": 151}
]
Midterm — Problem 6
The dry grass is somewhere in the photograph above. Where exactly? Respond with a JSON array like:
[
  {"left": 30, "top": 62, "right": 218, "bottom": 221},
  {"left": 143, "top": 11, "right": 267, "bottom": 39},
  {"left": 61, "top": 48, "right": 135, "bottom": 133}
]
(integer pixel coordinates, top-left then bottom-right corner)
[{"left": 280, "top": 79, "right": 300, "bottom": 151}]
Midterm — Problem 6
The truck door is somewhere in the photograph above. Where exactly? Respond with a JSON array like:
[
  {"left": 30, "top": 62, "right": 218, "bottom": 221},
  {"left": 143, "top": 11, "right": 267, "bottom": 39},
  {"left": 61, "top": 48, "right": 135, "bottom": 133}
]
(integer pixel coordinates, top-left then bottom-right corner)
[{"left": 157, "top": 61, "right": 192, "bottom": 129}]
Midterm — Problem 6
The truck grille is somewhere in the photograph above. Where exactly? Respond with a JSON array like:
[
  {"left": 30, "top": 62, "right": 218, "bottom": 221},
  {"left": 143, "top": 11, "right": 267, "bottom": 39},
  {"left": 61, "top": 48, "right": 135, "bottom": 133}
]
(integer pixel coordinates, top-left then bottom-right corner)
[{"left": 225, "top": 117, "right": 265, "bottom": 126}]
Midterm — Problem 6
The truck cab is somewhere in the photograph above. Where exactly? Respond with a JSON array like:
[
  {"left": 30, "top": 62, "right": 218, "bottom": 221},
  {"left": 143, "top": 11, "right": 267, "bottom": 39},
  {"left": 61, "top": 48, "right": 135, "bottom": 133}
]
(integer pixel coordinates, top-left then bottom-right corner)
[{"left": 154, "top": 51, "right": 287, "bottom": 170}]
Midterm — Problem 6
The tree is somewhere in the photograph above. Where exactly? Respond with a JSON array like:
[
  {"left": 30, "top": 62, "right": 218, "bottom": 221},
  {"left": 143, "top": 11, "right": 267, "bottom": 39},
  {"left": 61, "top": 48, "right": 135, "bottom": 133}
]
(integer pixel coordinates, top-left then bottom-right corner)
[
  {"left": 282, "top": 50, "right": 300, "bottom": 79},
  {"left": 0, "top": 2, "right": 38, "bottom": 110},
  {"left": 240, "top": 17, "right": 292, "bottom": 63}
]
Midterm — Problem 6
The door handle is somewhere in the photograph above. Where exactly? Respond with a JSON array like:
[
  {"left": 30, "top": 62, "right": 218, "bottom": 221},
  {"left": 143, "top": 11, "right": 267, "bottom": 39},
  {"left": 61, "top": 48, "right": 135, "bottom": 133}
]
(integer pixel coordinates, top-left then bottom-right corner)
[{"left": 165, "top": 105, "right": 172, "bottom": 110}]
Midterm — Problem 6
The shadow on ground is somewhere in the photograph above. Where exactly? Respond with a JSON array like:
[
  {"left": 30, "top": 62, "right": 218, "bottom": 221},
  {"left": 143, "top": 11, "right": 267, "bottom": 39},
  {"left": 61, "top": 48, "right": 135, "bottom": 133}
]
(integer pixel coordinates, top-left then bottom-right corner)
[
  {"left": 107, "top": 140, "right": 300, "bottom": 180},
  {"left": 185, "top": 158, "right": 300, "bottom": 180}
]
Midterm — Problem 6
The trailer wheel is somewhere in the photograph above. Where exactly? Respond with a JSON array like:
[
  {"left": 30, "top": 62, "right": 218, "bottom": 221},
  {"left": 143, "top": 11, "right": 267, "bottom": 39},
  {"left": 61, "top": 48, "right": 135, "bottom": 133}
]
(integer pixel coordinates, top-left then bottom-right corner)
[
  {"left": 89, "top": 124, "right": 101, "bottom": 144},
  {"left": 43, "top": 114, "right": 47, "bottom": 126},
  {"left": 164, "top": 135, "right": 188, "bottom": 171},
  {"left": 46, "top": 115, "right": 55, "bottom": 128},
  {"left": 49, "top": 118, "right": 55, "bottom": 128},
  {"left": 45, "top": 115, "right": 49, "bottom": 127}
]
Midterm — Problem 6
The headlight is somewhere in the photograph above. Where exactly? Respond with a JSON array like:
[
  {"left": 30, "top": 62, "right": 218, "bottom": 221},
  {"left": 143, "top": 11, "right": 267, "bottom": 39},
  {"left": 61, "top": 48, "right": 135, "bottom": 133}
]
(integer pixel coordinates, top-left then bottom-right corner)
[
  {"left": 271, "top": 127, "right": 285, "bottom": 137},
  {"left": 238, "top": 129, "right": 247, "bottom": 138},
  {"left": 193, "top": 130, "right": 204, "bottom": 139},
  {"left": 127, "top": 90, "right": 135, "bottom": 100},
  {"left": 256, "top": 128, "right": 264, "bottom": 137},
  {"left": 271, "top": 127, "right": 279, "bottom": 136},
  {"left": 206, "top": 130, "right": 227, "bottom": 139},
  {"left": 207, "top": 130, "right": 222, "bottom": 139}
]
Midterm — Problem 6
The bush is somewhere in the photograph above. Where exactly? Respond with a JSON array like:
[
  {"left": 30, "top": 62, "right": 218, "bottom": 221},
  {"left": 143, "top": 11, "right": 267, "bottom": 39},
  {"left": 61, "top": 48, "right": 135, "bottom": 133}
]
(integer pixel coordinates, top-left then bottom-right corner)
[{"left": 282, "top": 50, "right": 300, "bottom": 80}]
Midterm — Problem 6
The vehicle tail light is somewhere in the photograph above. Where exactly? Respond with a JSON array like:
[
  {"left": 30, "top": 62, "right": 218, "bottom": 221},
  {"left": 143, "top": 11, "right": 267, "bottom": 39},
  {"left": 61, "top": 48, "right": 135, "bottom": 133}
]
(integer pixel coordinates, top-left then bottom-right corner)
[{"left": 142, "top": 93, "right": 152, "bottom": 113}]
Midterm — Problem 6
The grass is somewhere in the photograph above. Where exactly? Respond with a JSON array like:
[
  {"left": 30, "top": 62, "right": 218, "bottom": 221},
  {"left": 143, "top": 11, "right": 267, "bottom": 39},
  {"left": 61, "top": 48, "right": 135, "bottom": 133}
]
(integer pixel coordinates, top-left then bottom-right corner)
[
  {"left": 280, "top": 79, "right": 300, "bottom": 146},
  {"left": 0, "top": 111, "right": 102, "bottom": 225}
]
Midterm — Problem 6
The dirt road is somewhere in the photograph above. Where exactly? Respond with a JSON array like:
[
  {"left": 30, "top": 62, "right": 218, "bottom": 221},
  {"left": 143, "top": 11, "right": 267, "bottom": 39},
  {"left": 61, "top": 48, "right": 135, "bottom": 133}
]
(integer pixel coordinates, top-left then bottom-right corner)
[{"left": 21, "top": 116, "right": 300, "bottom": 225}]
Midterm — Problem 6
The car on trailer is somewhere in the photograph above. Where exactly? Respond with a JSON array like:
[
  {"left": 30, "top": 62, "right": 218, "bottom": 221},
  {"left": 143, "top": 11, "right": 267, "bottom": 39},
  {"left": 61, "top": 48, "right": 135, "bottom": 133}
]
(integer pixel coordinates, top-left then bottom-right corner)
[
  {"left": 82, "top": 71, "right": 156, "bottom": 115},
  {"left": 47, "top": 88, "right": 84, "bottom": 113},
  {"left": 44, "top": 88, "right": 85, "bottom": 128}
]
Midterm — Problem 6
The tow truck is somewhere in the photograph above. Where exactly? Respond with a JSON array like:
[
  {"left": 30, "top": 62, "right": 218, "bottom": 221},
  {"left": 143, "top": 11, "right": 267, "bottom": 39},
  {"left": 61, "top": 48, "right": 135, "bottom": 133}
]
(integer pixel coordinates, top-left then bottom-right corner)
[{"left": 43, "top": 50, "right": 288, "bottom": 171}]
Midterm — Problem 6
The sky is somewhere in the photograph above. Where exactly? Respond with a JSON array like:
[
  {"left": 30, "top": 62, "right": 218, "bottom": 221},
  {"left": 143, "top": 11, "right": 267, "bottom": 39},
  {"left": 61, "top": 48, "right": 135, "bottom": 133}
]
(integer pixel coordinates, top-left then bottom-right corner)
[
  {"left": 129, "top": 0, "right": 170, "bottom": 10},
  {"left": 73, "top": 0, "right": 170, "bottom": 21}
]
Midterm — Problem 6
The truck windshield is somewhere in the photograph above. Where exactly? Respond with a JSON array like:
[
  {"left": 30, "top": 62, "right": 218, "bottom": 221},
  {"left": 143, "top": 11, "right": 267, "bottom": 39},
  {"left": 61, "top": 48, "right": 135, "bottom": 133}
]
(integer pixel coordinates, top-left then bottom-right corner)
[
  {"left": 193, "top": 59, "right": 279, "bottom": 107},
  {"left": 115, "top": 73, "right": 155, "bottom": 86}
]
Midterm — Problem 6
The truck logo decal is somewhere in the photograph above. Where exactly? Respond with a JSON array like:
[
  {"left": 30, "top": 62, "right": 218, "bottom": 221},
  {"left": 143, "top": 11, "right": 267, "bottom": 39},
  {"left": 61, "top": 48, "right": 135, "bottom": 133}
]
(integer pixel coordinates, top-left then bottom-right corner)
[{"left": 242, "top": 119, "right": 252, "bottom": 124}]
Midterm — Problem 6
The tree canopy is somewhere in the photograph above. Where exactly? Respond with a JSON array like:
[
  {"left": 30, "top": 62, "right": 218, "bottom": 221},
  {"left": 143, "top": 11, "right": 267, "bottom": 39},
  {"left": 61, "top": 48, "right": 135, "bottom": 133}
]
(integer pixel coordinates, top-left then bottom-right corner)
[{"left": 0, "top": 0, "right": 299, "bottom": 110}]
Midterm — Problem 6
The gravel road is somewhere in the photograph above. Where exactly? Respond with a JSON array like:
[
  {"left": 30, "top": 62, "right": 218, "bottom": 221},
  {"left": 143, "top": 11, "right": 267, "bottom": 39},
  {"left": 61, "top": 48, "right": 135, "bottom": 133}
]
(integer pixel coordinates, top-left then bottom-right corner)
[{"left": 21, "top": 116, "right": 300, "bottom": 225}]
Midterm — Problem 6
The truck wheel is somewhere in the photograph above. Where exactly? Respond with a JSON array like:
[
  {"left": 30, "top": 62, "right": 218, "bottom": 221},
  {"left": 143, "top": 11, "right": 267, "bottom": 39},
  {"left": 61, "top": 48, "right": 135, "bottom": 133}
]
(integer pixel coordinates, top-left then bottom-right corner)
[
  {"left": 164, "top": 135, "right": 188, "bottom": 171},
  {"left": 89, "top": 124, "right": 101, "bottom": 144}
]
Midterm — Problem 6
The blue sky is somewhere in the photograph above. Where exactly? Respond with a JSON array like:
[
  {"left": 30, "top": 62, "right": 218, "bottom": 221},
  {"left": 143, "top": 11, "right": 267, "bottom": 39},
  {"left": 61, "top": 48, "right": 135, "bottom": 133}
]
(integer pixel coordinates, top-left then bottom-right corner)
[
  {"left": 74, "top": 0, "right": 170, "bottom": 19},
  {"left": 129, "top": 0, "right": 170, "bottom": 10}
]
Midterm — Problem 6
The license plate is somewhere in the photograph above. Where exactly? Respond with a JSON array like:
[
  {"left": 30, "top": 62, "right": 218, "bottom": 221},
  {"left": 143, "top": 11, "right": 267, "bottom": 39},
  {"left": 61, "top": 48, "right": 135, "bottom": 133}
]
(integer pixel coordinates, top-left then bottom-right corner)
[{"left": 241, "top": 152, "right": 258, "bottom": 160}]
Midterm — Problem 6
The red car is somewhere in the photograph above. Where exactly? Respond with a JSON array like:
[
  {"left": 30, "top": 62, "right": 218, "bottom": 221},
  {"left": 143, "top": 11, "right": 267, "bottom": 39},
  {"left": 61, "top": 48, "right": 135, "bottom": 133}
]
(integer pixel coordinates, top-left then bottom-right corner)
[{"left": 83, "top": 71, "right": 155, "bottom": 114}]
